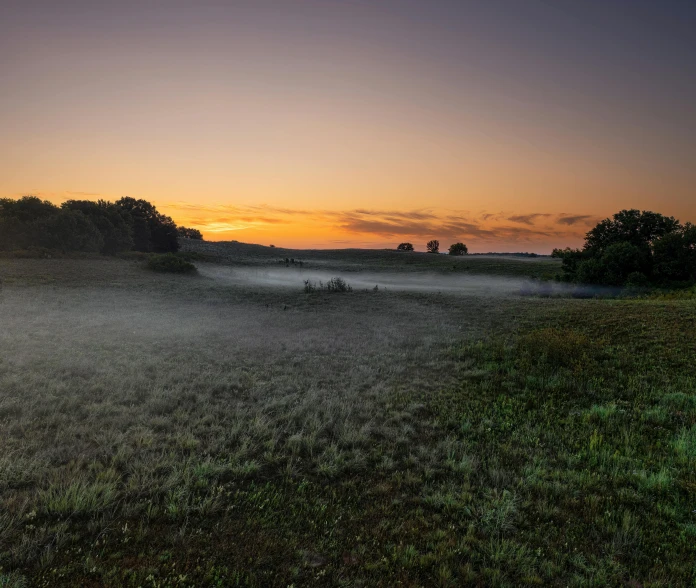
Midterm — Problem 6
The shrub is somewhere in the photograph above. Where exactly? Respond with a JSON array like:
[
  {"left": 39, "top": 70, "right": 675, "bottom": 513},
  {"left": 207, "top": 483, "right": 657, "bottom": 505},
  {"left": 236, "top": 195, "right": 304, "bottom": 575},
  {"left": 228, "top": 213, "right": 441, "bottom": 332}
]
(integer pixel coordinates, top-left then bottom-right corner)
[
  {"left": 146, "top": 253, "right": 196, "bottom": 273},
  {"left": 303, "top": 278, "right": 352, "bottom": 293},
  {"left": 397, "top": 242, "right": 414, "bottom": 251},
  {"left": 326, "top": 277, "right": 352, "bottom": 292}
]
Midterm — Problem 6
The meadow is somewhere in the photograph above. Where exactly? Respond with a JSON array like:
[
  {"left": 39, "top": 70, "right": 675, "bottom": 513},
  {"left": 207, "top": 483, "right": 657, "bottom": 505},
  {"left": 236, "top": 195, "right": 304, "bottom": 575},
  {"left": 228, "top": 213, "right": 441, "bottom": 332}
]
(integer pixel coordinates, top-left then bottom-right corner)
[{"left": 0, "top": 243, "right": 695, "bottom": 586}]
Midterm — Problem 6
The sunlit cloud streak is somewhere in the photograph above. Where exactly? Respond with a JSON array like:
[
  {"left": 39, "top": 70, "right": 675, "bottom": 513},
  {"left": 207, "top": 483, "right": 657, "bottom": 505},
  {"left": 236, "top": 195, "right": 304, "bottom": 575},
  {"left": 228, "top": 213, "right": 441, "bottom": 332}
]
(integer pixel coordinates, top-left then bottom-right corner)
[{"left": 163, "top": 202, "right": 597, "bottom": 251}]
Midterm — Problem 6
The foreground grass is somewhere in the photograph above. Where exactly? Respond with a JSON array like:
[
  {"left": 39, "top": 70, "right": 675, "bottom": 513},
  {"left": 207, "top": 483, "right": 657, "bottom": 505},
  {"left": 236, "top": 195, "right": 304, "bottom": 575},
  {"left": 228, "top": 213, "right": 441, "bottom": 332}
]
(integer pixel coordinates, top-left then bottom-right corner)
[{"left": 0, "top": 258, "right": 695, "bottom": 586}]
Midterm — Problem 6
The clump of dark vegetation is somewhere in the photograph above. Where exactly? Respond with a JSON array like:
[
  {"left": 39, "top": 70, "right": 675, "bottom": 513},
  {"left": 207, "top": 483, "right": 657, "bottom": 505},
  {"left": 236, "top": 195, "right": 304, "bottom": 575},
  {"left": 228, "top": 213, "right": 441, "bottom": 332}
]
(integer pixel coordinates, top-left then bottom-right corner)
[
  {"left": 553, "top": 209, "right": 696, "bottom": 287},
  {"left": 146, "top": 253, "right": 196, "bottom": 273},
  {"left": 303, "top": 277, "right": 352, "bottom": 293},
  {"left": 178, "top": 226, "right": 203, "bottom": 240},
  {"left": 326, "top": 277, "right": 352, "bottom": 292},
  {"left": 0, "top": 195, "right": 198, "bottom": 256},
  {"left": 397, "top": 242, "right": 414, "bottom": 251},
  {"left": 426, "top": 239, "right": 440, "bottom": 254},
  {"left": 448, "top": 242, "right": 468, "bottom": 255}
]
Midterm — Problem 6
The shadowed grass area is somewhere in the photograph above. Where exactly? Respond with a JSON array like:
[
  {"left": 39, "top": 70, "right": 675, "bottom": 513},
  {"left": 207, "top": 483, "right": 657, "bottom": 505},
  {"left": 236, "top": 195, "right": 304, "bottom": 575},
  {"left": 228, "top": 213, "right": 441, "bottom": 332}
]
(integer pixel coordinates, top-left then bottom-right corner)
[{"left": 0, "top": 255, "right": 694, "bottom": 586}]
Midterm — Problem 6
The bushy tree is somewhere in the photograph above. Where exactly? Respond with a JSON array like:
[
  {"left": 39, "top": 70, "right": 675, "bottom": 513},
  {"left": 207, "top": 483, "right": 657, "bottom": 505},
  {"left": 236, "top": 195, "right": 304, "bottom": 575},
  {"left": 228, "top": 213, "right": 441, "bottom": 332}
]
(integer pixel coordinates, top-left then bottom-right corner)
[
  {"left": 179, "top": 226, "right": 203, "bottom": 240},
  {"left": 585, "top": 209, "right": 680, "bottom": 254},
  {"left": 0, "top": 195, "right": 184, "bottom": 256},
  {"left": 576, "top": 242, "right": 649, "bottom": 286},
  {"left": 36, "top": 209, "right": 103, "bottom": 253},
  {"left": 556, "top": 209, "right": 694, "bottom": 287},
  {"left": 448, "top": 242, "right": 468, "bottom": 255},
  {"left": 115, "top": 197, "right": 179, "bottom": 253},
  {"left": 396, "top": 242, "right": 414, "bottom": 251},
  {"left": 0, "top": 196, "right": 57, "bottom": 223},
  {"left": 62, "top": 200, "right": 133, "bottom": 254},
  {"left": 652, "top": 223, "right": 696, "bottom": 283},
  {"left": 426, "top": 240, "right": 439, "bottom": 254}
]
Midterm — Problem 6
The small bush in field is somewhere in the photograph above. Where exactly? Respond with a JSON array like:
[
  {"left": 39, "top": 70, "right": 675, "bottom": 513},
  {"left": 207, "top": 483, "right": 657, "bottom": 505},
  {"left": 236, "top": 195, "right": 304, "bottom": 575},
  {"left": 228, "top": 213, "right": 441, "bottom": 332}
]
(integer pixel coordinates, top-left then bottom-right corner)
[
  {"left": 146, "top": 253, "right": 196, "bottom": 273},
  {"left": 303, "top": 277, "right": 352, "bottom": 293},
  {"left": 326, "top": 277, "right": 352, "bottom": 292}
]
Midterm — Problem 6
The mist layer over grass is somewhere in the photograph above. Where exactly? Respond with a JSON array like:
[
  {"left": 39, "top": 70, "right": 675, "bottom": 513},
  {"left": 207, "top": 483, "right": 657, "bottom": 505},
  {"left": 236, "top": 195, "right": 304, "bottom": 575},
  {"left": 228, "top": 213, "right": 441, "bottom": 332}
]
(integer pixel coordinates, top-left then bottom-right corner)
[
  {"left": 0, "top": 252, "right": 694, "bottom": 586},
  {"left": 199, "top": 264, "right": 623, "bottom": 298}
]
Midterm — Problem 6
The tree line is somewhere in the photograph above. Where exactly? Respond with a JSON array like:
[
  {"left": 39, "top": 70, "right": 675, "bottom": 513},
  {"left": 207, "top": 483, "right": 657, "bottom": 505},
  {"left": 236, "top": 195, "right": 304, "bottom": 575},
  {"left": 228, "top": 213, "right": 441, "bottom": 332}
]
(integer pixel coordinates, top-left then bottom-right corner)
[
  {"left": 553, "top": 209, "right": 696, "bottom": 287},
  {"left": 0, "top": 196, "right": 202, "bottom": 255},
  {"left": 397, "top": 241, "right": 468, "bottom": 255}
]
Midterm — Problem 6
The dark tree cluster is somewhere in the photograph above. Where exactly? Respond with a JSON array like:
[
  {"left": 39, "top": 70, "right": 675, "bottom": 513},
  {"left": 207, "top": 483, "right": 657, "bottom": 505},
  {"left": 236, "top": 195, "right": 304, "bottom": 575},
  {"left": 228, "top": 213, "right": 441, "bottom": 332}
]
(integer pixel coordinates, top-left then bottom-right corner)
[
  {"left": 396, "top": 242, "right": 414, "bottom": 251},
  {"left": 0, "top": 196, "right": 199, "bottom": 255},
  {"left": 178, "top": 226, "right": 203, "bottom": 240},
  {"left": 448, "top": 242, "right": 468, "bottom": 256},
  {"left": 553, "top": 209, "right": 696, "bottom": 287}
]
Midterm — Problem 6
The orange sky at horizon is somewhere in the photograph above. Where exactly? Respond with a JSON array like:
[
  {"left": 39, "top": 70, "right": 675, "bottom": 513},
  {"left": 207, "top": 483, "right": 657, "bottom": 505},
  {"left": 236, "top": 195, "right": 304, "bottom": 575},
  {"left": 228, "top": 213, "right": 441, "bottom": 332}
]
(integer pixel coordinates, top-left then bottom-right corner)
[
  {"left": 4, "top": 189, "right": 688, "bottom": 254},
  {"left": 2, "top": 1, "right": 694, "bottom": 252}
]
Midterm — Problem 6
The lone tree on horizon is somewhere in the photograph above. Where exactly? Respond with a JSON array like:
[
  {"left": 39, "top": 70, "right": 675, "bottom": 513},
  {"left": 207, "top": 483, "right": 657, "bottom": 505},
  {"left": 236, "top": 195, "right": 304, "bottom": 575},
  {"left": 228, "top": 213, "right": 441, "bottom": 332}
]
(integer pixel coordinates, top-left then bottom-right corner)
[
  {"left": 426, "top": 240, "right": 439, "bottom": 254},
  {"left": 449, "top": 242, "right": 468, "bottom": 255},
  {"left": 397, "top": 242, "right": 414, "bottom": 251}
]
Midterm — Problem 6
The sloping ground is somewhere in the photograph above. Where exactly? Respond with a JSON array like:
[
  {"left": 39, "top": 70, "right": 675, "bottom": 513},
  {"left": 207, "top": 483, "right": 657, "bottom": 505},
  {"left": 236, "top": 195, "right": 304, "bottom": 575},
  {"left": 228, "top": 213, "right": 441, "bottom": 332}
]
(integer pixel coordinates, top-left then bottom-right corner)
[{"left": 180, "top": 238, "right": 561, "bottom": 279}]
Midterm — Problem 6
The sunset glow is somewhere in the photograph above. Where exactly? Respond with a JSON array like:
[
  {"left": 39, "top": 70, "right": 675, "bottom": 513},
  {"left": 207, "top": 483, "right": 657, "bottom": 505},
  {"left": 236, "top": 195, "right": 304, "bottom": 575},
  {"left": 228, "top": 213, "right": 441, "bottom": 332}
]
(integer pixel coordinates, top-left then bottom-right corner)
[{"left": 2, "top": 0, "right": 694, "bottom": 252}]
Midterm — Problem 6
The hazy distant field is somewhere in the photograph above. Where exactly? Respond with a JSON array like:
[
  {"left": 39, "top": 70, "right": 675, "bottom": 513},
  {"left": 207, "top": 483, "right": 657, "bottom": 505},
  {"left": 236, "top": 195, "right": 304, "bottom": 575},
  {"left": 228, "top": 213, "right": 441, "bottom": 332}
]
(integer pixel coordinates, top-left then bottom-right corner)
[{"left": 1, "top": 245, "right": 695, "bottom": 586}]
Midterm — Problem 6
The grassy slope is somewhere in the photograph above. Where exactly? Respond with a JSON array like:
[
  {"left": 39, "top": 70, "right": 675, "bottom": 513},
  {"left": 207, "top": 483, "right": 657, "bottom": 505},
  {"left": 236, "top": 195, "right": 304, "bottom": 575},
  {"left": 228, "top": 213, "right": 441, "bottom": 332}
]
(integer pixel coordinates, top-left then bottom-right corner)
[
  {"left": 0, "top": 251, "right": 694, "bottom": 587},
  {"left": 180, "top": 239, "right": 561, "bottom": 279}
]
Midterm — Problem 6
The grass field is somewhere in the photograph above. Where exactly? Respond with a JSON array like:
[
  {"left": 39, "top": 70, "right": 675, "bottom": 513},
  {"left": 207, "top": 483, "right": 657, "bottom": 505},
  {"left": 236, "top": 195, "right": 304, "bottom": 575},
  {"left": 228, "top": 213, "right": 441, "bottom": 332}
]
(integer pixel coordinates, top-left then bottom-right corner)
[{"left": 1, "top": 244, "right": 695, "bottom": 586}]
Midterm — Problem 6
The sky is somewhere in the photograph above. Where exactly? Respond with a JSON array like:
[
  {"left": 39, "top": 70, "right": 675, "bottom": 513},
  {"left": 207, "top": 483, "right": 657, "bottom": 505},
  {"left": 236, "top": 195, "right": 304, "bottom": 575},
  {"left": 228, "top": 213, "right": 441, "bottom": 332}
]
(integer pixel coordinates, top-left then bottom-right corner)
[{"left": 1, "top": 0, "right": 695, "bottom": 252}]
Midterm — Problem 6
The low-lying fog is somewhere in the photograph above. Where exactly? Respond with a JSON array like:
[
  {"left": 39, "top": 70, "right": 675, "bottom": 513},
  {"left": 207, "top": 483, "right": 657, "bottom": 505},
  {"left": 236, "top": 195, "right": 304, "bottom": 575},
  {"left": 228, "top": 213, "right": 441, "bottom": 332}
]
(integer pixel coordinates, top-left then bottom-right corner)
[{"left": 198, "top": 265, "right": 619, "bottom": 298}]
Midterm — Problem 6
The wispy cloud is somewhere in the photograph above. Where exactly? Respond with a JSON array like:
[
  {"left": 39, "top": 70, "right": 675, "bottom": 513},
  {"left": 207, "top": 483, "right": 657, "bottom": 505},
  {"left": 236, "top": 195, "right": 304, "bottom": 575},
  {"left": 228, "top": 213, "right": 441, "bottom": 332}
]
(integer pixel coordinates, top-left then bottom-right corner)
[
  {"left": 162, "top": 201, "right": 592, "bottom": 249},
  {"left": 557, "top": 214, "right": 595, "bottom": 226},
  {"left": 507, "top": 213, "right": 552, "bottom": 225}
]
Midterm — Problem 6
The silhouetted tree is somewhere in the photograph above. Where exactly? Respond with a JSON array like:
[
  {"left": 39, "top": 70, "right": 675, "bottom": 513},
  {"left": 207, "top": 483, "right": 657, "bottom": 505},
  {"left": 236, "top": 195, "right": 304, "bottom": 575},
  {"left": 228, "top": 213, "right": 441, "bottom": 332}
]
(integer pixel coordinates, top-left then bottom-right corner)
[
  {"left": 652, "top": 223, "right": 696, "bottom": 283},
  {"left": 62, "top": 200, "right": 134, "bottom": 254},
  {"left": 36, "top": 209, "right": 103, "bottom": 253},
  {"left": 448, "top": 242, "right": 468, "bottom": 255},
  {"left": 397, "top": 242, "right": 414, "bottom": 251},
  {"left": 556, "top": 209, "right": 694, "bottom": 287},
  {"left": 0, "top": 196, "right": 57, "bottom": 223},
  {"left": 585, "top": 209, "right": 680, "bottom": 254},
  {"left": 426, "top": 240, "right": 439, "bottom": 254},
  {"left": 178, "top": 226, "right": 203, "bottom": 240},
  {"left": 115, "top": 197, "right": 179, "bottom": 253},
  {"left": 0, "top": 196, "right": 61, "bottom": 250}
]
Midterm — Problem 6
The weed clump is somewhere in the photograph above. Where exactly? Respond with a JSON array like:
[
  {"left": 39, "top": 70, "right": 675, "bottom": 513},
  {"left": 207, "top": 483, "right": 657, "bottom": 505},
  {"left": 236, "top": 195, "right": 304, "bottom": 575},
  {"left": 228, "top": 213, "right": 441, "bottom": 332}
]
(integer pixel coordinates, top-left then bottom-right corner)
[
  {"left": 516, "top": 327, "right": 598, "bottom": 370},
  {"left": 303, "top": 277, "right": 352, "bottom": 293},
  {"left": 146, "top": 253, "right": 196, "bottom": 273}
]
